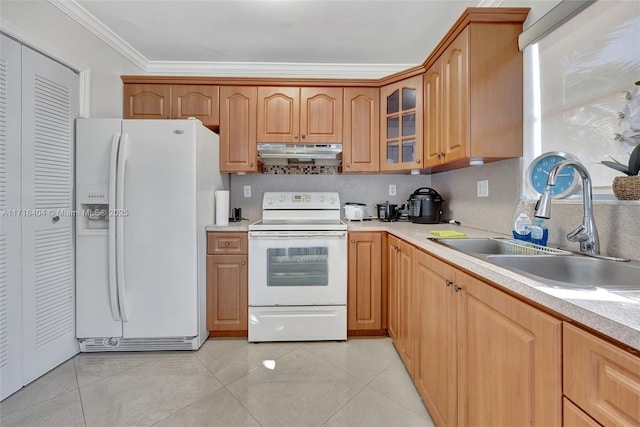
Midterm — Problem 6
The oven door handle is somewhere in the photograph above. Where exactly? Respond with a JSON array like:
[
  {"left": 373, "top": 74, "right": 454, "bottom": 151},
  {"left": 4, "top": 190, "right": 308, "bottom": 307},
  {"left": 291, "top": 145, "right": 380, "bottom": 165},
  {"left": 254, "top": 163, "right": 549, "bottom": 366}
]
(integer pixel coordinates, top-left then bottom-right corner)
[{"left": 249, "top": 231, "right": 346, "bottom": 239}]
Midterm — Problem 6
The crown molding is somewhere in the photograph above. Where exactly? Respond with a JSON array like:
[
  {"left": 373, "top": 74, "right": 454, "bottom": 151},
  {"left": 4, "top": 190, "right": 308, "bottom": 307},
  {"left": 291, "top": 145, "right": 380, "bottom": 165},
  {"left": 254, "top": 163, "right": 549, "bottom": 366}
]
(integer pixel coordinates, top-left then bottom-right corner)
[
  {"left": 49, "top": 0, "right": 147, "bottom": 69},
  {"left": 144, "top": 61, "right": 414, "bottom": 79}
]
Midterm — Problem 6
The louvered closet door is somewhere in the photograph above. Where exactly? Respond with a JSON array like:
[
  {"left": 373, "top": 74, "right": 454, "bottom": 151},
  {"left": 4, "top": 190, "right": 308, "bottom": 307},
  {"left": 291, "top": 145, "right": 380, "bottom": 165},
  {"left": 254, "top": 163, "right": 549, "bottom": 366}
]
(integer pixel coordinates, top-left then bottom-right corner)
[
  {"left": 21, "top": 45, "right": 79, "bottom": 384},
  {"left": 0, "top": 34, "right": 24, "bottom": 400}
]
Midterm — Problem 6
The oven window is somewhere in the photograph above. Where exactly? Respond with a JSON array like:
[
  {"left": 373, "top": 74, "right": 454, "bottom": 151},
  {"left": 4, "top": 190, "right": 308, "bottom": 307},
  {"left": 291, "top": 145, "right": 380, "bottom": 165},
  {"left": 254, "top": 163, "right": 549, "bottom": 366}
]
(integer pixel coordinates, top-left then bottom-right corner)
[{"left": 267, "top": 247, "right": 329, "bottom": 286}]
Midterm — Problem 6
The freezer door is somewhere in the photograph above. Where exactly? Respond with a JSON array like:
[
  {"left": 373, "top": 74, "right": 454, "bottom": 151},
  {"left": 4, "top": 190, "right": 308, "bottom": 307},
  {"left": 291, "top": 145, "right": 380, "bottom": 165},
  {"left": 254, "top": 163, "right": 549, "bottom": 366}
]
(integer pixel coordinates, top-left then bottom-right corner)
[{"left": 119, "top": 120, "right": 200, "bottom": 338}]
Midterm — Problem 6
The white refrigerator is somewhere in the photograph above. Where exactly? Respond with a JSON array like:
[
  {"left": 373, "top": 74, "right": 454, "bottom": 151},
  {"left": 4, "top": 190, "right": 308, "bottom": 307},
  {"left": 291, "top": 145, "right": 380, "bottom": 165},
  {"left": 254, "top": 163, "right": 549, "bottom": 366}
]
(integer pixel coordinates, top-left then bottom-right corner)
[{"left": 75, "top": 118, "right": 228, "bottom": 351}]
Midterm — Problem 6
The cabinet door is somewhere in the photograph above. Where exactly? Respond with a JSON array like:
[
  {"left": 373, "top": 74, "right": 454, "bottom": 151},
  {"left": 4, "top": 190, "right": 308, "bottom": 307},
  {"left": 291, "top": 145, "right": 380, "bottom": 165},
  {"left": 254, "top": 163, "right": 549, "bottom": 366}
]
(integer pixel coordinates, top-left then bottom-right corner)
[
  {"left": 424, "top": 65, "right": 443, "bottom": 167},
  {"left": 441, "top": 28, "right": 469, "bottom": 164},
  {"left": 563, "top": 398, "right": 602, "bottom": 427},
  {"left": 206, "top": 255, "right": 248, "bottom": 332},
  {"left": 219, "top": 86, "right": 258, "bottom": 173},
  {"left": 396, "top": 239, "right": 415, "bottom": 374},
  {"left": 171, "top": 85, "right": 219, "bottom": 126},
  {"left": 123, "top": 84, "right": 171, "bottom": 119},
  {"left": 380, "top": 74, "right": 423, "bottom": 171},
  {"left": 343, "top": 88, "right": 379, "bottom": 172},
  {"left": 257, "top": 87, "right": 300, "bottom": 143},
  {"left": 414, "top": 250, "right": 457, "bottom": 427},
  {"left": 387, "top": 235, "right": 400, "bottom": 341},
  {"left": 457, "top": 270, "right": 562, "bottom": 427},
  {"left": 347, "top": 232, "right": 382, "bottom": 332},
  {"left": 564, "top": 322, "right": 640, "bottom": 427},
  {"left": 300, "top": 87, "right": 343, "bottom": 143}
]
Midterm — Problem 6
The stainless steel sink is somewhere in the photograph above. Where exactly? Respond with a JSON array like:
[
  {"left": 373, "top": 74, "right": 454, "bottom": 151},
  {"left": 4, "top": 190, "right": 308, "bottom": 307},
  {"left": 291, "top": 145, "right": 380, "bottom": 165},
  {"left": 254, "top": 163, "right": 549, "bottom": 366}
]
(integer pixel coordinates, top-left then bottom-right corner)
[
  {"left": 430, "top": 238, "right": 570, "bottom": 256},
  {"left": 486, "top": 255, "right": 640, "bottom": 290}
]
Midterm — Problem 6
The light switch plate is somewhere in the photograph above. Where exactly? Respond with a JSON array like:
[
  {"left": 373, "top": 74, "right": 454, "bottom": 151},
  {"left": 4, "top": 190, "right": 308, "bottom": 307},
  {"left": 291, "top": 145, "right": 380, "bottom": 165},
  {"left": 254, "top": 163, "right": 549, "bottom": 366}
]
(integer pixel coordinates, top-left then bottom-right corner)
[
  {"left": 243, "top": 185, "right": 251, "bottom": 197},
  {"left": 477, "top": 180, "right": 489, "bottom": 197},
  {"left": 389, "top": 184, "right": 396, "bottom": 196}
]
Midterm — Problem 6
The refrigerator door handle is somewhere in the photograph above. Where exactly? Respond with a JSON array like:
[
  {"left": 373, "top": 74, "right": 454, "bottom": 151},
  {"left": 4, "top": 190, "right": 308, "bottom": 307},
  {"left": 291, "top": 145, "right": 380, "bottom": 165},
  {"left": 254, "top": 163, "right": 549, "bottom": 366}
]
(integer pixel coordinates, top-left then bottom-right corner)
[
  {"left": 116, "top": 133, "right": 131, "bottom": 322},
  {"left": 108, "top": 132, "right": 122, "bottom": 322}
]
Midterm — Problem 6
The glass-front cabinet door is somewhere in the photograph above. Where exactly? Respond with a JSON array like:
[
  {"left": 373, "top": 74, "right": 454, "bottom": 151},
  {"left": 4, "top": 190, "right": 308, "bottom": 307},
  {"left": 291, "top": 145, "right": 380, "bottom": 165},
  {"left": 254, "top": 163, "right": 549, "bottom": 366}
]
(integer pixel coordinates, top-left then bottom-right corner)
[{"left": 380, "top": 74, "right": 423, "bottom": 171}]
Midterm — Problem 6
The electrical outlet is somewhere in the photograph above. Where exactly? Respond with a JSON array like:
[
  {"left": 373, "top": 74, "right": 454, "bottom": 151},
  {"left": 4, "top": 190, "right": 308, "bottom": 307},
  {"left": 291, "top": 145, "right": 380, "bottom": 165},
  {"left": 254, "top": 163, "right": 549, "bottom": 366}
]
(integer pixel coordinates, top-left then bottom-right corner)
[
  {"left": 243, "top": 185, "right": 251, "bottom": 197},
  {"left": 477, "top": 180, "right": 489, "bottom": 197},
  {"left": 389, "top": 184, "right": 396, "bottom": 196}
]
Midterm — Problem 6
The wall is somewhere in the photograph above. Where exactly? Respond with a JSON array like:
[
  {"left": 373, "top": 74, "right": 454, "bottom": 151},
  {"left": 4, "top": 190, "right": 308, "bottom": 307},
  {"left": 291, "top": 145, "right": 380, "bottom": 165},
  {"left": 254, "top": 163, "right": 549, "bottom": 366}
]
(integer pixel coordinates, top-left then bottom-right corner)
[
  {"left": 229, "top": 173, "right": 432, "bottom": 221},
  {"left": 0, "top": 0, "right": 142, "bottom": 117}
]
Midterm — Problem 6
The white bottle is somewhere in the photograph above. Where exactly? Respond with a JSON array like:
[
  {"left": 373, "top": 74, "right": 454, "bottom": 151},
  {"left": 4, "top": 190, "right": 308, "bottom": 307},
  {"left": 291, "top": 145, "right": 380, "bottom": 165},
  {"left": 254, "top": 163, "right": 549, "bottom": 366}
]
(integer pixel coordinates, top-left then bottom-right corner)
[{"left": 512, "top": 194, "right": 532, "bottom": 241}]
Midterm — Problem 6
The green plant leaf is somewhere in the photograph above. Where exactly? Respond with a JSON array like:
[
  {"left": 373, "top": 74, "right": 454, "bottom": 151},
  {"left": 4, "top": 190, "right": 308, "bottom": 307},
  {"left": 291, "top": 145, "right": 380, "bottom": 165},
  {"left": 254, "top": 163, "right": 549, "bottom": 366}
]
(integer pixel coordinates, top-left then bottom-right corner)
[
  {"left": 602, "top": 160, "right": 631, "bottom": 175},
  {"left": 629, "top": 144, "right": 640, "bottom": 175}
]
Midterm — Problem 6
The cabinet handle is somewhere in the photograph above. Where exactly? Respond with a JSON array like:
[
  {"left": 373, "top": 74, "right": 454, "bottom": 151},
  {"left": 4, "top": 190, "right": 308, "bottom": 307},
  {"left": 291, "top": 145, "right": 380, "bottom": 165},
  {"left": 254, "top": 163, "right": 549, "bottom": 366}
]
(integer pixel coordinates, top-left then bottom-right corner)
[
  {"left": 294, "top": 134, "right": 299, "bottom": 139},
  {"left": 440, "top": 152, "right": 446, "bottom": 157},
  {"left": 436, "top": 153, "right": 442, "bottom": 159},
  {"left": 241, "top": 261, "right": 246, "bottom": 266},
  {"left": 453, "top": 285, "right": 462, "bottom": 292},
  {"left": 351, "top": 239, "right": 355, "bottom": 244},
  {"left": 416, "top": 159, "right": 421, "bottom": 164},
  {"left": 301, "top": 134, "right": 306, "bottom": 139},
  {"left": 250, "top": 162, "right": 254, "bottom": 167},
  {"left": 224, "top": 242, "right": 230, "bottom": 247},
  {"left": 346, "top": 163, "right": 351, "bottom": 167},
  {"left": 445, "top": 280, "right": 452, "bottom": 287},
  {"left": 51, "top": 215, "right": 60, "bottom": 223}
]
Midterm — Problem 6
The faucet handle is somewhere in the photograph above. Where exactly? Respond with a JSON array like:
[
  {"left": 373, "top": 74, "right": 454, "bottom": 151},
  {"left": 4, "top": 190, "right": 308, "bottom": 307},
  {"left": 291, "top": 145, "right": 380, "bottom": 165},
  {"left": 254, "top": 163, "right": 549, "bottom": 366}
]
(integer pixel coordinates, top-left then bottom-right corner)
[{"left": 567, "top": 225, "right": 589, "bottom": 242}]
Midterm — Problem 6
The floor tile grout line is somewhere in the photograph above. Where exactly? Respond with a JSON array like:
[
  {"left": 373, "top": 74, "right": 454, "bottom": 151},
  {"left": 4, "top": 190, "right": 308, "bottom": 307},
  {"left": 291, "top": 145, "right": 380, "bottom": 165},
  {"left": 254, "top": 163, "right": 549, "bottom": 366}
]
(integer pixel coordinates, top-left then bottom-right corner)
[{"left": 73, "top": 356, "right": 89, "bottom": 427}]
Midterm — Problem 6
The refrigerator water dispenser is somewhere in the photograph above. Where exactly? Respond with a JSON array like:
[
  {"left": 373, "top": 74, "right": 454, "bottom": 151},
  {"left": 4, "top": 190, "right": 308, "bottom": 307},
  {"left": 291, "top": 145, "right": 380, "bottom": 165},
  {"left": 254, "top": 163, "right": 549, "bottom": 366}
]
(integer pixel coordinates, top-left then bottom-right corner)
[{"left": 77, "top": 184, "right": 109, "bottom": 234}]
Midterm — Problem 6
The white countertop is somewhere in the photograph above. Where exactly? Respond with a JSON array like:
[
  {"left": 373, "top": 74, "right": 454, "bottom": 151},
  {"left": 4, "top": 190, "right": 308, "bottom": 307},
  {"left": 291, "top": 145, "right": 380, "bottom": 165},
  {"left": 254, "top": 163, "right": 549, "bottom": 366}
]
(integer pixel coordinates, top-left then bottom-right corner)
[{"left": 206, "top": 219, "right": 640, "bottom": 350}]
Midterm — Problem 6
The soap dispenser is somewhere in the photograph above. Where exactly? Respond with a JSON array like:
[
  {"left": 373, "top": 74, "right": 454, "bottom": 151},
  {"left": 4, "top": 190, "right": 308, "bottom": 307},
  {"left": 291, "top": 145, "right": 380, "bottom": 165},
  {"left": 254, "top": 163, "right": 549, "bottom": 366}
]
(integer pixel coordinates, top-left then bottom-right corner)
[{"left": 512, "top": 194, "right": 532, "bottom": 242}]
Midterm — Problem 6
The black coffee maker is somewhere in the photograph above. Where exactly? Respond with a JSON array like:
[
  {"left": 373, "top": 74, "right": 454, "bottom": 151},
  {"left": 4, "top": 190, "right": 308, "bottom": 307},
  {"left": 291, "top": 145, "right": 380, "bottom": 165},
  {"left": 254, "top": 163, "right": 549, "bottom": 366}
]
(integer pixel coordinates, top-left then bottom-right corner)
[{"left": 408, "top": 187, "right": 444, "bottom": 224}]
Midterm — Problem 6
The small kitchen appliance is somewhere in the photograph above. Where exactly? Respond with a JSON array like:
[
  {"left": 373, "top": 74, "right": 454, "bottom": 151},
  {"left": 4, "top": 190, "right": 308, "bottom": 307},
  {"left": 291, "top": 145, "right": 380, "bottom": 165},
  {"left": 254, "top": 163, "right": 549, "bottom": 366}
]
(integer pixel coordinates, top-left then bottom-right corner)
[
  {"left": 376, "top": 201, "right": 398, "bottom": 221},
  {"left": 248, "top": 192, "right": 347, "bottom": 342},
  {"left": 408, "top": 187, "right": 444, "bottom": 224},
  {"left": 343, "top": 202, "right": 367, "bottom": 221}
]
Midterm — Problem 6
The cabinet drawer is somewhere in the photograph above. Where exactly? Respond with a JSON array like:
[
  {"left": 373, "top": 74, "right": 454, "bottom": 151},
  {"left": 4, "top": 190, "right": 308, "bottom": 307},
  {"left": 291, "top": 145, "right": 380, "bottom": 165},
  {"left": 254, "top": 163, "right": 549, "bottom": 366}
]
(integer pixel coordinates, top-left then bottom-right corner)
[
  {"left": 207, "top": 232, "right": 248, "bottom": 255},
  {"left": 564, "top": 398, "right": 602, "bottom": 427},
  {"left": 564, "top": 322, "right": 640, "bottom": 427}
]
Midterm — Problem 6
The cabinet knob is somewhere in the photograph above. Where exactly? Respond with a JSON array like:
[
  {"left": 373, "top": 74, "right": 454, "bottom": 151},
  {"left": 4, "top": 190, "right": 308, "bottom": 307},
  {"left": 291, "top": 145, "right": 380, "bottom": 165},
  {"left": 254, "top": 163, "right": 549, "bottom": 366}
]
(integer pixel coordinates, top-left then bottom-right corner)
[
  {"left": 241, "top": 261, "right": 246, "bottom": 266},
  {"left": 301, "top": 134, "right": 306, "bottom": 139},
  {"left": 224, "top": 242, "right": 230, "bottom": 247},
  {"left": 351, "top": 239, "right": 355, "bottom": 244},
  {"left": 346, "top": 163, "right": 351, "bottom": 167},
  {"left": 440, "top": 152, "right": 445, "bottom": 157},
  {"left": 453, "top": 285, "right": 462, "bottom": 292},
  {"left": 416, "top": 159, "right": 421, "bottom": 164},
  {"left": 250, "top": 162, "right": 254, "bottom": 167},
  {"left": 294, "top": 134, "right": 299, "bottom": 139},
  {"left": 445, "top": 280, "right": 452, "bottom": 287}
]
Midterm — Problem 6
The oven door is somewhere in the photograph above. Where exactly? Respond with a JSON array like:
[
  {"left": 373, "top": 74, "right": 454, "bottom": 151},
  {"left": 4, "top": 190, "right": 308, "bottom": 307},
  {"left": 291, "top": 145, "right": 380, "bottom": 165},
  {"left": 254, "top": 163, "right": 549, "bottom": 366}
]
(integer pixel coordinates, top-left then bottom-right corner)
[{"left": 248, "top": 230, "right": 347, "bottom": 306}]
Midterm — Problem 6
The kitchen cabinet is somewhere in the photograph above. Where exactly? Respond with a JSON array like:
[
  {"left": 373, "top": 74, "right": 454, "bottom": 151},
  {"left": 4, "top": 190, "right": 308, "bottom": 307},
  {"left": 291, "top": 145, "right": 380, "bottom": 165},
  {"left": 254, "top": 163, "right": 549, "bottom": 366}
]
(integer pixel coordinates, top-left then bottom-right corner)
[
  {"left": 206, "top": 232, "right": 248, "bottom": 336},
  {"left": 347, "top": 232, "right": 384, "bottom": 334},
  {"left": 257, "top": 87, "right": 343, "bottom": 144},
  {"left": 219, "top": 86, "right": 258, "bottom": 173},
  {"left": 424, "top": 20, "right": 524, "bottom": 170},
  {"left": 564, "top": 322, "right": 640, "bottom": 427},
  {"left": 380, "top": 74, "right": 423, "bottom": 171},
  {"left": 123, "top": 84, "right": 219, "bottom": 127},
  {"left": 564, "top": 399, "right": 602, "bottom": 427},
  {"left": 390, "top": 237, "right": 562, "bottom": 427},
  {"left": 342, "top": 88, "right": 380, "bottom": 172}
]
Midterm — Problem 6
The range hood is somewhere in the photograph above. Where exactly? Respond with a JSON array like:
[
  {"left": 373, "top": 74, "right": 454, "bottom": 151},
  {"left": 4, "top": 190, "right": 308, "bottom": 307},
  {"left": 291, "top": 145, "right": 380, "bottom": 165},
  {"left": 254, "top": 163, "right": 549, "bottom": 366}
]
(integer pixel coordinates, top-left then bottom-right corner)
[{"left": 257, "top": 143, "right": 342, "bottom": 166}]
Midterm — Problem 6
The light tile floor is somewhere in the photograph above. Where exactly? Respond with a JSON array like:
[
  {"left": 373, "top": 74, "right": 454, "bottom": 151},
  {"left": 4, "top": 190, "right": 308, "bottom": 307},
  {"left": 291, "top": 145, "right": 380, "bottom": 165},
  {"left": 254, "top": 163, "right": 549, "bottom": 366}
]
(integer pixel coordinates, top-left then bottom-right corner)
[{"left": 0, "top": 337, "right": 435, "bottom": 427}]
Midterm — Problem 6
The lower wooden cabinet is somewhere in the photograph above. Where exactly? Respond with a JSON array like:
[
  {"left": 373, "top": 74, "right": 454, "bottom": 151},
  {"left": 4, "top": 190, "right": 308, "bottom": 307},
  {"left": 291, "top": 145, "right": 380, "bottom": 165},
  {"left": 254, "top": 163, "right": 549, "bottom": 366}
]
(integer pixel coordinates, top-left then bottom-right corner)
[
  {"left": 564, "top": 322, "right": 640, "bottom": 427},
  {"left": 206, "top": 232, "right": 248, "bottom": 336},
  {"left": 564, "top": 398, "right": 602, "bottom": 427},
  {"left": 347, "top": 232, "right": 385, "bottom": 334},
  {"left": 392, "top": 239, "right": 562, "bottom": 427}
]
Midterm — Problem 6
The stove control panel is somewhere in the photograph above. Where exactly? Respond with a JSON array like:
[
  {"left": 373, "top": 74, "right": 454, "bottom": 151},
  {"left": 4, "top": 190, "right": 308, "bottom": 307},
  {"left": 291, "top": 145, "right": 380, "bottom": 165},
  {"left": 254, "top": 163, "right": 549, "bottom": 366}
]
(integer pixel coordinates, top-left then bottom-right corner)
[{"left": 262, "top": 192, "right": 340, "bottom": 210}]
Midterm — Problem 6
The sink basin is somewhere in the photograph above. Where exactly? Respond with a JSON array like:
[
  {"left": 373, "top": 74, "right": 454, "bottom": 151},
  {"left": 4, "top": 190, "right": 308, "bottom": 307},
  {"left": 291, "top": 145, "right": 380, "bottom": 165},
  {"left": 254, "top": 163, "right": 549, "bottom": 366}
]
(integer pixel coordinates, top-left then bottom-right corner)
[
  {"left": 430, "top": 238, "right": 570, "bottom": 256},
  {"left": 487, "top": 255, "right": 640, "bottom": 290}
]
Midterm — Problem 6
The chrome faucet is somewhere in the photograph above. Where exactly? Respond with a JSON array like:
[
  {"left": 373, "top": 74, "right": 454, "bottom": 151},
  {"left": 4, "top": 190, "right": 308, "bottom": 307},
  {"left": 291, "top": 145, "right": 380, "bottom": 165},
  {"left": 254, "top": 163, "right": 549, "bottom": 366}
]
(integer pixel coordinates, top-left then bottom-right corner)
[{"left": 535, "top": 159, "right": 599, "bottom": 255}]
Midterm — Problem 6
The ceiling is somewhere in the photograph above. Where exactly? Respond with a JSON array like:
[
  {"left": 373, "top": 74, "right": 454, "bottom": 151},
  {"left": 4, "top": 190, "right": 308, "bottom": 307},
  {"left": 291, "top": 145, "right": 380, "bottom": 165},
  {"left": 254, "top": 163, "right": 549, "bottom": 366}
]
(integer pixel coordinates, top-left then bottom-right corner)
[{"left": 66, "top": 0, "right": 492, "bottom": 77}]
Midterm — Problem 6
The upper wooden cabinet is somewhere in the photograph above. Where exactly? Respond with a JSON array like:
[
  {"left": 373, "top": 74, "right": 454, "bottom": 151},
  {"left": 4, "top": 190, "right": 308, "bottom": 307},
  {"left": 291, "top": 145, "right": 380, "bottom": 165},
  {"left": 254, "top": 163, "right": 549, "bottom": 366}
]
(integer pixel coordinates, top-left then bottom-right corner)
[
  {"left": 257, "top": 87, "right": 343, "bottom": 144},
  {"left": 219, "top": 86, "right": 258, "bottom": 173},
  {"left": 343, "top": 88, "right": 380, "bottom": 172},
  {"left": 424, "top": 18, "right": 524, "bottom": 169},
  {"left": 123, "top": 84, "right": 219, "bottom": 128},
  {"left": 380, "top": 75, "right": 423, "bottom": 171}
]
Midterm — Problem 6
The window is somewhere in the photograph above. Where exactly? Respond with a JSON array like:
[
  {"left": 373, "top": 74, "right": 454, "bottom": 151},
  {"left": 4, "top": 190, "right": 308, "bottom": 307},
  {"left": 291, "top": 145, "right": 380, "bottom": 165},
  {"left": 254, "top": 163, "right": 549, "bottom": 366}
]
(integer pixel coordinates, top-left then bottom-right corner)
[{"left": 523, "top": 1, "right": 640, "bottom": 196}]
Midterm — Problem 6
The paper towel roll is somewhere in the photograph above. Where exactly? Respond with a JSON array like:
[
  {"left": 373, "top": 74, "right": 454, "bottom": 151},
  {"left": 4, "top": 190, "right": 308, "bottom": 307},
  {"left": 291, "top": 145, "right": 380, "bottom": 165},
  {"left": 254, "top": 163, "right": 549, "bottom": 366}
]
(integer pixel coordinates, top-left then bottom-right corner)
[{"left": 215, "top": 190, "right": 229, "bottom": 226}]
